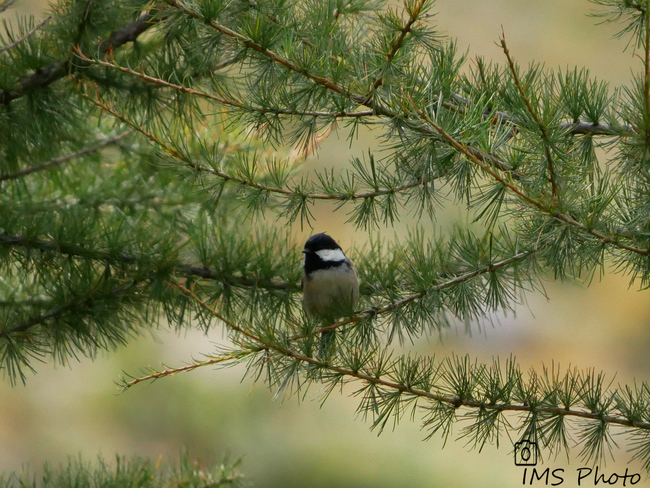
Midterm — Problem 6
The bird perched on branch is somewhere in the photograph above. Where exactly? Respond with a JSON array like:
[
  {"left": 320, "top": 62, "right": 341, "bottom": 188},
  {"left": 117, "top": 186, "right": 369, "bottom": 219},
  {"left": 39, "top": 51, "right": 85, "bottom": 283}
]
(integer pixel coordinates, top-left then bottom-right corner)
[{"left": 301, "top": 233, "right": 359, "bottom": 357}]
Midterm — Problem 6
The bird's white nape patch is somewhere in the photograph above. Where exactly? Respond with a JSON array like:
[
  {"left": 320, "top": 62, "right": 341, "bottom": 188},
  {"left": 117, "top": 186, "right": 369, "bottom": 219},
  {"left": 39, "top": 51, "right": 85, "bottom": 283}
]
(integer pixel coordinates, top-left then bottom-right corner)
[{"left": 316, "top": 248, "right": 346, "bottom": 262}]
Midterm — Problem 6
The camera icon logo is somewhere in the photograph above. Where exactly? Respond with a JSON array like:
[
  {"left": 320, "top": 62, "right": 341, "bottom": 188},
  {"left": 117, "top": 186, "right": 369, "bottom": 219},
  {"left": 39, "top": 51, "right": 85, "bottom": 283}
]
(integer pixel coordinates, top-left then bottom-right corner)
[{"left": 514, "top": 439, "right": 538, "bottom": 466}]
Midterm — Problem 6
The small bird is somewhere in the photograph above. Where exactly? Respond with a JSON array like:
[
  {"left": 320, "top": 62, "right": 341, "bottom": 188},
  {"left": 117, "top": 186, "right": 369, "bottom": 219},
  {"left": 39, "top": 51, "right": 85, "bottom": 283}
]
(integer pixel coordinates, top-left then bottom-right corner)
[{"left": 301, "top": 233, "right": 359, "bottom": 322}]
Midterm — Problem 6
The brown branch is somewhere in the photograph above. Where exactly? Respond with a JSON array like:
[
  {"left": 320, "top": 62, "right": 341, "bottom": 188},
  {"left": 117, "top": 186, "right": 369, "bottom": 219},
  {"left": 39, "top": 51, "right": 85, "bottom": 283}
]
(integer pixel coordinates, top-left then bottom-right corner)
[
  {"left": 312, "top": 247, "right": 538, "bottom": 338},
  {"left": 80, "top": 86, "right": 431, "bottom": 201},
  {"left": 132, "top": 283, "right": 650, "bottom": 434},
  {"left": 0, "top": 130, "right": 131, "bottom": 182},
  {"left": 75, "top": 51, "right": 374, "bottom": 119},
  {"left": 411, "top": 102, "right": 650, "bottom": 257},
  {"left": 500, "top": 33, "right": 559, "bottom": 199},
  {"left": 0, "top": 11, "right": 161, "bottom": 106},
  {"left": 367, "top": 0, "right": 426, "bottom": 97},
  {"left": 0, "top": 15, "right": 52, "bottom": 55},
  {"left": 0, "top": 0, "right": 14, "bottom": 14},
  {"left": 118, "top": 350, "right": 249, "bottom": 390}
]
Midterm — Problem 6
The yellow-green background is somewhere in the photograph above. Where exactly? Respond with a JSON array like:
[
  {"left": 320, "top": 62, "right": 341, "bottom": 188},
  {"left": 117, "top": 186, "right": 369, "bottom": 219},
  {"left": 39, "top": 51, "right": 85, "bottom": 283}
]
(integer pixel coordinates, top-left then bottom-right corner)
[{"left": 2, "top": 1, "right": 649, "bottom": 487}]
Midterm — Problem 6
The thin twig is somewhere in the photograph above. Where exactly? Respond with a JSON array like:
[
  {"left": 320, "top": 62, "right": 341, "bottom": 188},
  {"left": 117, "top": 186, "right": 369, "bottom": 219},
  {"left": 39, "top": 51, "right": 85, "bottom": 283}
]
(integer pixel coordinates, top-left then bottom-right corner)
[
  {"left": 0, "top": 130, "right": 131, "bottom": 182},
  {"left": 0, "top": 15, "right": 52, "bottom": 56},
  {"left": 366, "top": 0, "right": 426, "bottom": 99},
  {"left": 118, "top": 350, "right": 249, "bottom": 390},
  {"left": 0, "top": 0, "right": 15, "bottom": 14},
  {"left": 500, "top": 32, "right": 559, "bottom": 199}
]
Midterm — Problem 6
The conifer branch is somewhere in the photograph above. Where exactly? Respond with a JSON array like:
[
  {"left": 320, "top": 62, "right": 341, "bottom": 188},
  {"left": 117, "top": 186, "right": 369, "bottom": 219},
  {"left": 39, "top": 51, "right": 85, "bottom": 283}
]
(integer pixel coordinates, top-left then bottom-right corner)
[
  {"left": 74, "top": 52, "right": 374, "bottom": 119},
  {"left": 0, "top": 15, "right": 52, "bottom": 56},
  {"left": 0, "top": 233, "right": 297, "bottom": 292},
  {"left": 366, "top": 0, "right": 426, "bottom": 98},
  {"left": 500, "top": 33, "right": 559, "bottom": 198},
  {"left": 0, "top": 232, "right": 141, "bottom": 264},
  {"left": 0, "top": 281, "right": 137, "bottom": 336},
  {"left": 411, "top": 102, "right": 650, "bottom": 257},
  {"left": 314, "top": 247, "right": 538, "bottom": 336},
  {"left": 0, "top": 130, "right": 130, "bottom": 182},
  {"left": 80, "top": 86, "right": 434, "bottom": 202},
  {"left": 0, "top": 0, "right": 14, "bottom": 14},
  {"left": 0, "top": 11, "right": 161, "bottom": 106},
  {"left": 132, "top": 283, "right": 650, "bottom": 438},
  {"left": 165, "top": 0, "right": 524, "bottom": 179},
  {"left": 168, "top": 0, "right": 629, "bottom": 148},
  {"left": 0, "top": 229, "right": 535, "bottom": 341},
  {"left": 166, "top": 1, "right": 349, "bottom": 97},
  {"left": 118, "top": 349, "right": 249, "bottom": 390}
]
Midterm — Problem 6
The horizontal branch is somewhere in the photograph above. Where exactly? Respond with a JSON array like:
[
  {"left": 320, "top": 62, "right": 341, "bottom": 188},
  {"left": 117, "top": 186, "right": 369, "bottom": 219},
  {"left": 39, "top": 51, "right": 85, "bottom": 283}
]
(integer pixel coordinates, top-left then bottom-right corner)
[
  {"left": 0, "top": 232, "right": 298, "bottom": 291},
  {"left": 0, "top": 231, "right": 536, "bottom": 342},
  {"left": 446, "top": 93, "right": 632, "bottom": 137},
  {"left": 0, "top": 232, "right": 139, "bottom": 263}
]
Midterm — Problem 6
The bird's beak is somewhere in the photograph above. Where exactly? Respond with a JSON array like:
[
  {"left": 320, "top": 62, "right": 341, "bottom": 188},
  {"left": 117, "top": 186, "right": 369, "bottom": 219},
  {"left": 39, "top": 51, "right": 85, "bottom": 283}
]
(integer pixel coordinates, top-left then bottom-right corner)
[{"left": 301, "top": 249, "right": 307, "bottom": 254}]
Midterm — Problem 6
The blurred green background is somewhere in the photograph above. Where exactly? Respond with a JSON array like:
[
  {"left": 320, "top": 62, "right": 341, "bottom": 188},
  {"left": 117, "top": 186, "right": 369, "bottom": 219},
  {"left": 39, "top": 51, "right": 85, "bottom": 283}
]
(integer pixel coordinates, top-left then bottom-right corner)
[{"left": 2, "top": 1, "right": 650, "bottom": 487}]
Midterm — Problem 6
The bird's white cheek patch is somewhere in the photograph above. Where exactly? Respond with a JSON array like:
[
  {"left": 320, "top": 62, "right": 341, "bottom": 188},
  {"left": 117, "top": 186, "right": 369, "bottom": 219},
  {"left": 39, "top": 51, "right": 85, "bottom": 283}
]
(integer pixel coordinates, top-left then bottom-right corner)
[{"left": 316, "top": 248, "right": 346, "bottom": 262}]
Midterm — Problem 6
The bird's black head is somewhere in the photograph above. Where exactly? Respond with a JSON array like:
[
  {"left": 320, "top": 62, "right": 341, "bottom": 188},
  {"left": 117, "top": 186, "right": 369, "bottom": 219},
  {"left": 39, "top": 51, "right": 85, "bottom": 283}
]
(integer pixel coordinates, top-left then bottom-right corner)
[
  {"left": 302, "top": 233, "right": 347, "bottom": 274},
  {"left": 302, "top": 233, "right": 341, "bottom": 253}
]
